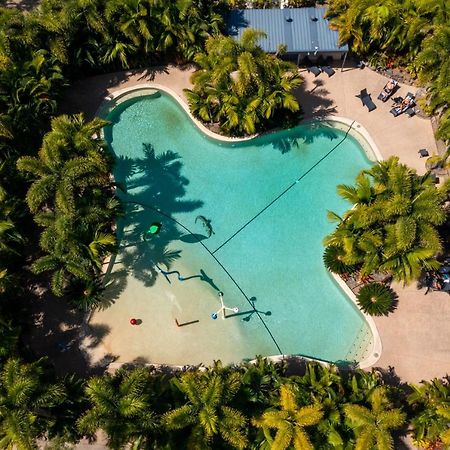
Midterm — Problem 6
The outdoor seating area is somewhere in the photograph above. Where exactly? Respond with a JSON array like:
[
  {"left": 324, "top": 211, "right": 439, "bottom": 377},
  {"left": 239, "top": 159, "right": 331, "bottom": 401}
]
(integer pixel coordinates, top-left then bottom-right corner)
[
  {"left": 307, "top": 66, "right": 335, "bottom": 78},
  {"left": 308, "top": 66, "right": 321, "bottom": 77},
  {"left": 355, "top": 84, "right": 417, "bottom": 118},
  {"left": 390, "top": 92, "right": 415, "bottom": 117}
]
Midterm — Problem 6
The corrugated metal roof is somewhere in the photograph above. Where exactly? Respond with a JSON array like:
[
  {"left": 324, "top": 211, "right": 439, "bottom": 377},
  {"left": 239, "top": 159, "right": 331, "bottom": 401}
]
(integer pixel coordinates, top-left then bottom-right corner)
[{"left": 226, "top": 7, "right": 348, "bottom": 53}]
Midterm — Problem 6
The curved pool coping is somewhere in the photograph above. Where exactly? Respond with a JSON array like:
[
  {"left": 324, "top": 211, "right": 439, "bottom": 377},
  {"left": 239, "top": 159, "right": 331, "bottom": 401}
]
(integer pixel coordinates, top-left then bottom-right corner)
[{"left": 96, "top": 84, "right": 383, "bottom": 370}]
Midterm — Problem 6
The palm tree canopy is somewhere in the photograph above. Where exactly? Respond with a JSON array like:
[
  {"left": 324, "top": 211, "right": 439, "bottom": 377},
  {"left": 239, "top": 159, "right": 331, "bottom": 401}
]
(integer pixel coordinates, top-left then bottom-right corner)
[
  {"left": 325, "top": 157, "right": 448, "bottom": 284},
  {"left": 253, "top": 383, "right": 323, "bottom": 450}
]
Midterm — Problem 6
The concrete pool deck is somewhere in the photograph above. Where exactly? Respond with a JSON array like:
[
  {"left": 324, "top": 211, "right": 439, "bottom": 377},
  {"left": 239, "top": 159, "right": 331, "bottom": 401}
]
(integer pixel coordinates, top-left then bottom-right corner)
[{"left": 63, "top": 64, "right": 449, "bottom": 384}]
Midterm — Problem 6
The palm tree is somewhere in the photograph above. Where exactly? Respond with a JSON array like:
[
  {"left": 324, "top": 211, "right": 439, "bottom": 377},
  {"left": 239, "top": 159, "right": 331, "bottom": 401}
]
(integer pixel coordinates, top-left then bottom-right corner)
[
  {"left": 293, "top": 363, "right": 347, "bottom": 449},
  {"left": 17, "top": 114, "right": 110, "bottom": 215},
  {"left": 185, "top": 28, "right": 302, "bottom": 136},
  {"left": 408, "top": 378, "right": 450, "bottom": 449},
  {"left": 415, "top": 24, "right": 450, "bottom": 142},
  {"left": 252, "top": 383, "right": 323, "bottom": 450},
  {"left": 0, "top": 358, "right": 65, "bottom": 450},
  {"left": 0, "top": 49, "right": 66, "bottom": 146},
  {"left": 356, "top": 282, "right": 396, "bottom": 316},
  {"left": 17, "top": 114, "right": 118, "bottom": 297},
  {"left": 343, "top": 386, "right": 406, "bottom": 450},
  {"left": 239, "top": 356, "right": 285, "bottom": 409},
  {"left": 105, "top": 0, "right": 155, "bottom": 53},
  {"left": 343, "top": 369, "right": 382, "bottom": 404},
  {"left": 325, "top": 157, "right": 447, "bottom": 284},
  {"left": 77, "top": 368, "right": 159, "bottom": 449},
  {"left": 163, "top": 365, "right": 248, "bottom": 449}
]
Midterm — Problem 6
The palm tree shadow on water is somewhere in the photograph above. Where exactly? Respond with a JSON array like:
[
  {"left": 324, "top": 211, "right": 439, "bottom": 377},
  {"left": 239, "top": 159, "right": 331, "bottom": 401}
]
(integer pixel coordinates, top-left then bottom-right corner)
[
  {"left": 107, "top": 143, "right": 204, "bottom": 288},
  {"left": 250, "top": 121, "right": 341, "bottom": 155}
]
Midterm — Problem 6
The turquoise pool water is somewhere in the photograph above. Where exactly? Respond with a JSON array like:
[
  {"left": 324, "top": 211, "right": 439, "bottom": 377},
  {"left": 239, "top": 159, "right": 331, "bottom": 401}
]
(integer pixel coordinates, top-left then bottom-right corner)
[{"left": 102, "top": 90, "right": 374, "bottom": 365}]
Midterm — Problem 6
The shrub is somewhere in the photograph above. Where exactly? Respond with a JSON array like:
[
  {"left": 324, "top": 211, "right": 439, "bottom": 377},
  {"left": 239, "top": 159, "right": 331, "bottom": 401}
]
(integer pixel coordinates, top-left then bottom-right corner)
[
  {"left": 323, "top": 245, "right": 357, "bottom": 275},
  {"left": 356, "top": 282, "right": 396, "bottom": 316}
]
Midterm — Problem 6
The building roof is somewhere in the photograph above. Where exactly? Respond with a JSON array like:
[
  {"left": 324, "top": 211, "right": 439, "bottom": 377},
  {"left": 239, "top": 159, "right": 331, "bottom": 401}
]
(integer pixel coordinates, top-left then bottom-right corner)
[{"left": 226, "top": 7, "right": 348, "bottom": 54}]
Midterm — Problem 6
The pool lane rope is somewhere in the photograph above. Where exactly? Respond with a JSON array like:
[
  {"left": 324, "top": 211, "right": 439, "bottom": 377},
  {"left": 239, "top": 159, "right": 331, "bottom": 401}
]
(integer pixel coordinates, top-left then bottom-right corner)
[
  {"left": 212, "top": 121, "right": 356, "bottom": 255},
  {"left": 125, "top": 199, "right": 284, "bottom": 355},
  {"left": 123, "top": 121, "right": 356, "bottom": 357}
]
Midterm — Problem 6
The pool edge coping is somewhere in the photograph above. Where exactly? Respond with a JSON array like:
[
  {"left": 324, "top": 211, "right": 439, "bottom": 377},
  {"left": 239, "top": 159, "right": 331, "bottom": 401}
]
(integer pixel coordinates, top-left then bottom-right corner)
[{"left": 95, "top": 84, "right": 383, "bottom": 371}]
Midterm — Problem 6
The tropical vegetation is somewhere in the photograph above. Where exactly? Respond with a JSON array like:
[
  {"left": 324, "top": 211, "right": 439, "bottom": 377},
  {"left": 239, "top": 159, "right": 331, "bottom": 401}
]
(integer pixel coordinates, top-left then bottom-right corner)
[
  {"left": 324, "top": 157, "right": 449, "bottom": 285},
  {"left": 0, "top": 357, "right": 448, "bottom": 449},
  {"left": 17, "top": 114, "right": 120, "bottom": 306},
  {"left": 0, "top": 0, "right": 448, "bottom": 449},
  {"left": 356, "top": 282, "right": 396, "bottom": 316},
  {"left": 185, "top": 29, "right": 303, "bottom": 136},
  {"left": 326, "top": 0, "right": 450, "bottom": 143}
]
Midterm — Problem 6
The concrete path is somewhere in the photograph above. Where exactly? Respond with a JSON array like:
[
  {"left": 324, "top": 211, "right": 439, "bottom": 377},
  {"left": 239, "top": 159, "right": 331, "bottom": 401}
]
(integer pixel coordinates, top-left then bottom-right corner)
[
  {"left": 295, "top": 66, "right": 437, "bottom": 174},
  {"left": 373, "top": 281, "right": 450, "bottom": 383}
]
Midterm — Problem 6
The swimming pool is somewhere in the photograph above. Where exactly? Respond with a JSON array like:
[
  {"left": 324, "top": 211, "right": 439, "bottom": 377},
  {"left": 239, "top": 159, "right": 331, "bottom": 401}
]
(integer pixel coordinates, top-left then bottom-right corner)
[{"left": 92, "top": 88, "right": 380, "bottom": 367}]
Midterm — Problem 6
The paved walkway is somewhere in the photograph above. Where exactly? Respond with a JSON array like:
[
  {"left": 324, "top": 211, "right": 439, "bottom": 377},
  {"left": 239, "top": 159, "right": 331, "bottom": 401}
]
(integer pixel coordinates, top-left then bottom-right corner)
[
  {"left": 62, "top": 65, "right": 449, "bottom": 387},
  {"left": 296, "top": 67, "right": 437, "bottom": 174}
]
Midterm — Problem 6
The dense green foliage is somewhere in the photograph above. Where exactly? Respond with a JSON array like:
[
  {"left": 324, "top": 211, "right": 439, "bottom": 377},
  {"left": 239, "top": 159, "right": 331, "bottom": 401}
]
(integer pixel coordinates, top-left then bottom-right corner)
[
  {"left": 185, "top": 29, "right": 302, "bottom": 136},
  {"left": 326, "top": 0, "right": 450, "bottom": 143},
  {"left": 0, "top": 0, "right": 225, "bottom": 316},
  {"left": 356, "top": 282, "right": 396, "bottom": 316},
  {"left": 325, "top": 157, "right": 448, "bottom": 285},
  {"left": 0, "top": 0, "right": 224, "bottom": 73},
  {"left": 17, "top": 114, "right": 120, "bottom": 305},
  {"left": 323, "top": 244, "right": 357, "bottom": 276},
  {"left": 0, "top": 357, "right": 448, "bottom": 449},
  {"left": 0, "top": 1, "right": 448, "bottom": 449}
]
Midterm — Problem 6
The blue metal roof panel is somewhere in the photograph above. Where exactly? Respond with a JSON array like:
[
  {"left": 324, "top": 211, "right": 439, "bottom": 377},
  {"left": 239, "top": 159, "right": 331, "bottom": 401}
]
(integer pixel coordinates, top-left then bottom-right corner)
[
  {"left": 314, "top": 6, "right": 348, "bottom": 52},
  {"left": 288, "top": 8, "right": 310, "bottom": 52},
  {"left": 226, "top": 7, "right": 348, "bottom": 53}
]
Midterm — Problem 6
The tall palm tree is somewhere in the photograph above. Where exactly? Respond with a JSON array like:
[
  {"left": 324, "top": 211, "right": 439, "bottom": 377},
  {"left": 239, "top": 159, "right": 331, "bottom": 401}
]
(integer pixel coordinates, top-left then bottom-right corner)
[
  {"left": 77, "top": 368, "right": 159, "bottom": 449},
  {"left": 163, "top": 365, "right": 248, "bottom": 449},
  {"left": 252, "top": 383, "right": 323, "bottom": 450},
  {"left": 17, "top": 114, "right": 118, "bottom": 297},
  {"left": 106, "top": 0, "right": 154, "bottom": 52},
  {"left": 343, "top": 386, "right": 406, "bottom": 450},
  {"left": 292, "top": 363, "right": 347, "bottom": 449},
  {"left": 0, "top": 49, "right": 66, "bottom": 145},
  {"left": 17, "top": 114, "right": 110, "bottom": 215},
  {"left": 239, "top": 356, "right": 285, "bottom": 409}
]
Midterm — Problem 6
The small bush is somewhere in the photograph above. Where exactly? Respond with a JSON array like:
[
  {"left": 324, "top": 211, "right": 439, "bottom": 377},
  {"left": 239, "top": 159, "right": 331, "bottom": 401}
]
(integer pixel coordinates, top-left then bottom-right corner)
[
  {"left": 323, "top": 245, "right": 357, "bottom": 275},
  {"left": 356, "top": 282, "right": 397, "bottom": 316}
]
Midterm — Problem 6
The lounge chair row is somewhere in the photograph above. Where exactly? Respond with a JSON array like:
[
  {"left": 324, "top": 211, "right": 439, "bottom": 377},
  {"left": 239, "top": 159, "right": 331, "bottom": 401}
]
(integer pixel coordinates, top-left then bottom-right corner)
[
  {"left": 356, "top": 80, "right": 416, "bottom": 116},
  {"left": 307, "top": 66, "right": 335, "bottom": 77}
]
